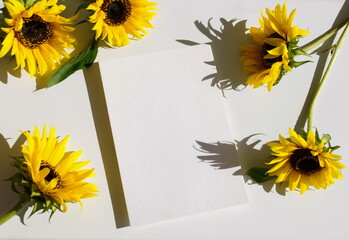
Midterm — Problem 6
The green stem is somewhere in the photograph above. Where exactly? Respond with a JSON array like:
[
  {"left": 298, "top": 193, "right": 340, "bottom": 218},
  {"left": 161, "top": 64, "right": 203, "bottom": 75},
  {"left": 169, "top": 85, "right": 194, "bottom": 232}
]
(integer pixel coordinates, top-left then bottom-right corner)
[
  {"left": 301, "top": 16, "right": 349, "bottom": 52},
  {"left": 0, "top": 196, "right": 31, "bottom": 225},
  {"left": 307, "top": 22, "right": 349, "bottom": 132}
]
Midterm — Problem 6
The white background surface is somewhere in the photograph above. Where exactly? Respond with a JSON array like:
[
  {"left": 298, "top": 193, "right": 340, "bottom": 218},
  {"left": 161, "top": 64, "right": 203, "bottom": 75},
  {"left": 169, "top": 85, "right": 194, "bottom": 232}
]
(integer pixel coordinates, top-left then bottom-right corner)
[{"left": 0, "top": 0, "right": 349, "bottom": 239}]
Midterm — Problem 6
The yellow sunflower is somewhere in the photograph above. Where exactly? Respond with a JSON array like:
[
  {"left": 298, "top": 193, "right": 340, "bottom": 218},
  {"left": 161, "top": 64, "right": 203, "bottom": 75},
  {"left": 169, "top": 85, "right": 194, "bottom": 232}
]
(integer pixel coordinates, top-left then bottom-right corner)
[
  {"left": 20, "top": 125, "right": 98, "bottom": 212},
  {"left": 0, "top": 0, "right": 76, "bottom": 77},
  {"left": 267, "top": 128, "right": 345, "bottom": 194},
  {"left": 241, "top": 3, "right": 309, "bottom": 91},
  {"left": 87, "top": 0, "right": 157, "bottom": 47}
]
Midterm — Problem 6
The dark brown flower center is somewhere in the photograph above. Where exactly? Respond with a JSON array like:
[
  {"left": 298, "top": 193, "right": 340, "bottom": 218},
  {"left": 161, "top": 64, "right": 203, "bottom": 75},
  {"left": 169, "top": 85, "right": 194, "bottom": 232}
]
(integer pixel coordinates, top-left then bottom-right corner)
[
  {"left": 15, "top": 14, "right": 52, "bottom": 49},
  {"left": 289, "top": 149, "right": 323, "bottom": 175},
  {"left": 102, "top": 0, "right": 132, "bottom": 26},
  {"left": 40, "top": 161, "right": 63, "bottom": 189},
  {"left": 262, "top": 33, "right": 284, "bottom": 68}
]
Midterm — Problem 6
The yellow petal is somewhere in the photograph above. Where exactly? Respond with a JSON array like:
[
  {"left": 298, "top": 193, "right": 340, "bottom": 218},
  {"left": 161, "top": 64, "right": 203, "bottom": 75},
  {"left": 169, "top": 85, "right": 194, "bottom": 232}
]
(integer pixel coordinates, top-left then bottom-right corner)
[
  {"left": 0, "top": 30, "right": 15, "bottom": 57},
  {"left": 288, "top": 170, "right": 301, "bottom": 191}
]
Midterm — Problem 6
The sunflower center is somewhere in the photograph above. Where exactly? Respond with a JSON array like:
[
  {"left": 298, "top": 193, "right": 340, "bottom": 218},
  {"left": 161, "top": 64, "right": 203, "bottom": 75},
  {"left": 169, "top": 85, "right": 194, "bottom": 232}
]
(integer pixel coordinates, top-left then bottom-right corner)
[
  {"left": 262, "top": 33, "right": 284, "bottom": 69},
  {"left": 40, "top": 161, "right": 63, "bottom": 189},
  {"left": 15, "top": 14, "right": 53, "bottom": 49},
  {"left": 289, "top": 149, "right": 323, "bottom": 175},
  {"left": 102, "top": 0, "right": 132, "bottom": 26}
]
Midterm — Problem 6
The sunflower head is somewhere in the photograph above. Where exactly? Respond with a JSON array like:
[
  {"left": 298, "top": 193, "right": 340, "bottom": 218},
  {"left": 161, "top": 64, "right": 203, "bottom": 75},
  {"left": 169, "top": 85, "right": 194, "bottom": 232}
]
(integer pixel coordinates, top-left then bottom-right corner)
[
  {"left": 86, "top": 0, "right": 157, "bottom": 47},
  {"left": 266, "top": 128, "right": 345, "bottom": 194},
  {"left": 0, "top": 0, "right": 76, "bottom": 77},
  {"left": 9, "top": 126, "right": 98, "bottom": 218},
  {"left": 241, "top": 3, "right": 309, "bottom": 91}
]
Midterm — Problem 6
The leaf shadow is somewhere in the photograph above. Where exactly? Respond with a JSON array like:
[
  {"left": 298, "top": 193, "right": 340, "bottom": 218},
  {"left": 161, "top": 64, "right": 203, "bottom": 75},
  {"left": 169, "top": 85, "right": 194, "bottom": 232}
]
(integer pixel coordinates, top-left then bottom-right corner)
[
  {"left": 194, "top": 140, "right": 239, "bottom": 170},
  {"left": 193, "top": 135, "right": 286, "bottom": 195},
  {"left": 233, "top": 134, "right": 286, "bottom": 195},
  {"left": 177, "top": 18, "right": 250, "bottom": 92}
]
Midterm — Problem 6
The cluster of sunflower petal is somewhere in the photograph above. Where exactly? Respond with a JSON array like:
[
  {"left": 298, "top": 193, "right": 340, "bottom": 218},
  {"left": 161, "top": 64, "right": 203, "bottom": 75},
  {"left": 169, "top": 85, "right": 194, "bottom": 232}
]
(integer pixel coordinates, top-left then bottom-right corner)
[
  {"left": 0, "top": 126, "right": 98, "bottom": 225},
  {"left": 243, "top": 3, "right": 348, "bottom": 194},
  {"left": 0, "top": 0, "right": 157, "bottom": 86},
  {"left": 241, "top": 3, "right": 310, "bottom": 91}
]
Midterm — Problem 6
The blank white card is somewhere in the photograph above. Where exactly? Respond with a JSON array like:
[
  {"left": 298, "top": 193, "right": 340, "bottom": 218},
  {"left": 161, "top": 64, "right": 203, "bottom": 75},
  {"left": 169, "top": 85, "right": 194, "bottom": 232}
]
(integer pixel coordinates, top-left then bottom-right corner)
[{"left": 99, "top": 45, "right": 248, "bottom": 226}]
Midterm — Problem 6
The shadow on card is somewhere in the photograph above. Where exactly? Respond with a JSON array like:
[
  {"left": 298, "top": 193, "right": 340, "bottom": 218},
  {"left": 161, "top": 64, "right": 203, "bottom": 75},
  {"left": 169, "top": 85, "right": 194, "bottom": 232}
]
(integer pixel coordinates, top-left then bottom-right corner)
[
  {"left": 194, "top": 134, "right": 287, "bottom": 195},
  {"left": 83, "top": 63, "right": 130, "bottom": 228},
  {"left": 177, "top": 18, "right": 250, "bottom": 92},
  {"left": 0, "top": 133, "right": 32, "bottom": 223},
  {"left": 234, "top": 134, "right": 287, "bottom": 195},
  {"left": 194, "top": 140, "right": 240, "bottom": 170}
]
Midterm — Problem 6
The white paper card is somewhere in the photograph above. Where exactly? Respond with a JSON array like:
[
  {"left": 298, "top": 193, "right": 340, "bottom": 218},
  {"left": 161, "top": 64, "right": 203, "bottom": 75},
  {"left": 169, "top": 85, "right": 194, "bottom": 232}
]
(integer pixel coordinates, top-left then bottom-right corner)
[{"left": 99, "top": 45, "right": 248, "bottom": 226}]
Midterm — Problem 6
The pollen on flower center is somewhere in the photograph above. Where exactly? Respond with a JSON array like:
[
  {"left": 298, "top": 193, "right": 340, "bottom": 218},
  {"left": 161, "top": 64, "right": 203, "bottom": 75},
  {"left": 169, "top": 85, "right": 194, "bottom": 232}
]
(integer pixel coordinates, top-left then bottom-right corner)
[
  {"left": 40, "top": 161, "right": 63, "bottom": 189},
  {"left": 289, "top": 149, "right": 323, "bottom": 175},
  {"left": 102, "top": 0, "right": 132, "bottom": 26},
  {"left": 15, "top": 14, "right": 53, "bottom": 49},
  {"left": 262, "top": 33, "right": 284, "bottom": 68}
]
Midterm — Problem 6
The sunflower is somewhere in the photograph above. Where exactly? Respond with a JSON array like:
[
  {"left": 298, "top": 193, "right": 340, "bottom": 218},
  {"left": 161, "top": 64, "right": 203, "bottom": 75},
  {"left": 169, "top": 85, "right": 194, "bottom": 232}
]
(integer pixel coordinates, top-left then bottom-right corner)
[
  {"left": 0, "top": 0, "right": 76, "bottom": 77},
  {"left": 241, "top": 3, "right": 309, "bottom": 91},
  {"left": 18, "top": 125, "right": 98, "bottom": 213},
  {"left": 86, "top": 0, "right": 157, "bottom": 47},
  {"left": 266, "top": 128, "right": 345, "bottom": 194}
]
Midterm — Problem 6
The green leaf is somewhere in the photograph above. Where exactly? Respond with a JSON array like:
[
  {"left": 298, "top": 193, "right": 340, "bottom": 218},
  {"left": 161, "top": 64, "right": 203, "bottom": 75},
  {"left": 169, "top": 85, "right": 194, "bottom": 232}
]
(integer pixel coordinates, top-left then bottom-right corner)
[
  {"left": 75, "top": 19, "right": 89, "bottom": 26},
  {"left": 75, "top": 0, "right": 95, "bottom": 15},
  {"left": 47, "top": 39, "right": 99, "bottom": 87},
  {"left": 245, "top": 167, "right": 276, "bottom": 183}
]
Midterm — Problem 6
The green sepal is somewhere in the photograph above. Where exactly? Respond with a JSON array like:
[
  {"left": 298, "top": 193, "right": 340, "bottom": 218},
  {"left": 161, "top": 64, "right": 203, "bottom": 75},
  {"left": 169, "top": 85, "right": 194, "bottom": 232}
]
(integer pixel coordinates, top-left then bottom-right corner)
[
  {"left": 245, "top": 167, "right": 276, "bottom": 183},
  {"left": 47, "top": 38, "right": 99, "bottom": 87},
  {"left": 289, "top": 60, "right": 312, "bottom": 68},
  {"left": 7, "top": 155, "right": 65, "bottom": 221},
  {"left": 330, "top": 145, "right": 340, "bottom": 151},
  {"left": 273, "top": 68, "right": 287, "bottom": 86},
  {"left": 7, "top": 156, "right": 31, "bottom": 194},
  {"left": 299, "top": 128, "right": 308, "bottom": 141},
  {"left": 23, "top": 0, "right": 37, "bottom": 9},
  {"left": 288, "top": 38, "right": 299, "bottom": 49},
  {"left": 29, "top": 200, "right": 45, "bottom": 218},
  {"left": 30, "top": 186, "right": 42, "bottom": 198},
  {"left": 313, "top": 128, "right": 340, "bottom": 153},
  {"left": 322, "top": 134, "right": 331, "bottom": 144},
  {"left": 293, "top": 47, "right": 311, "bottom": 57}
]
